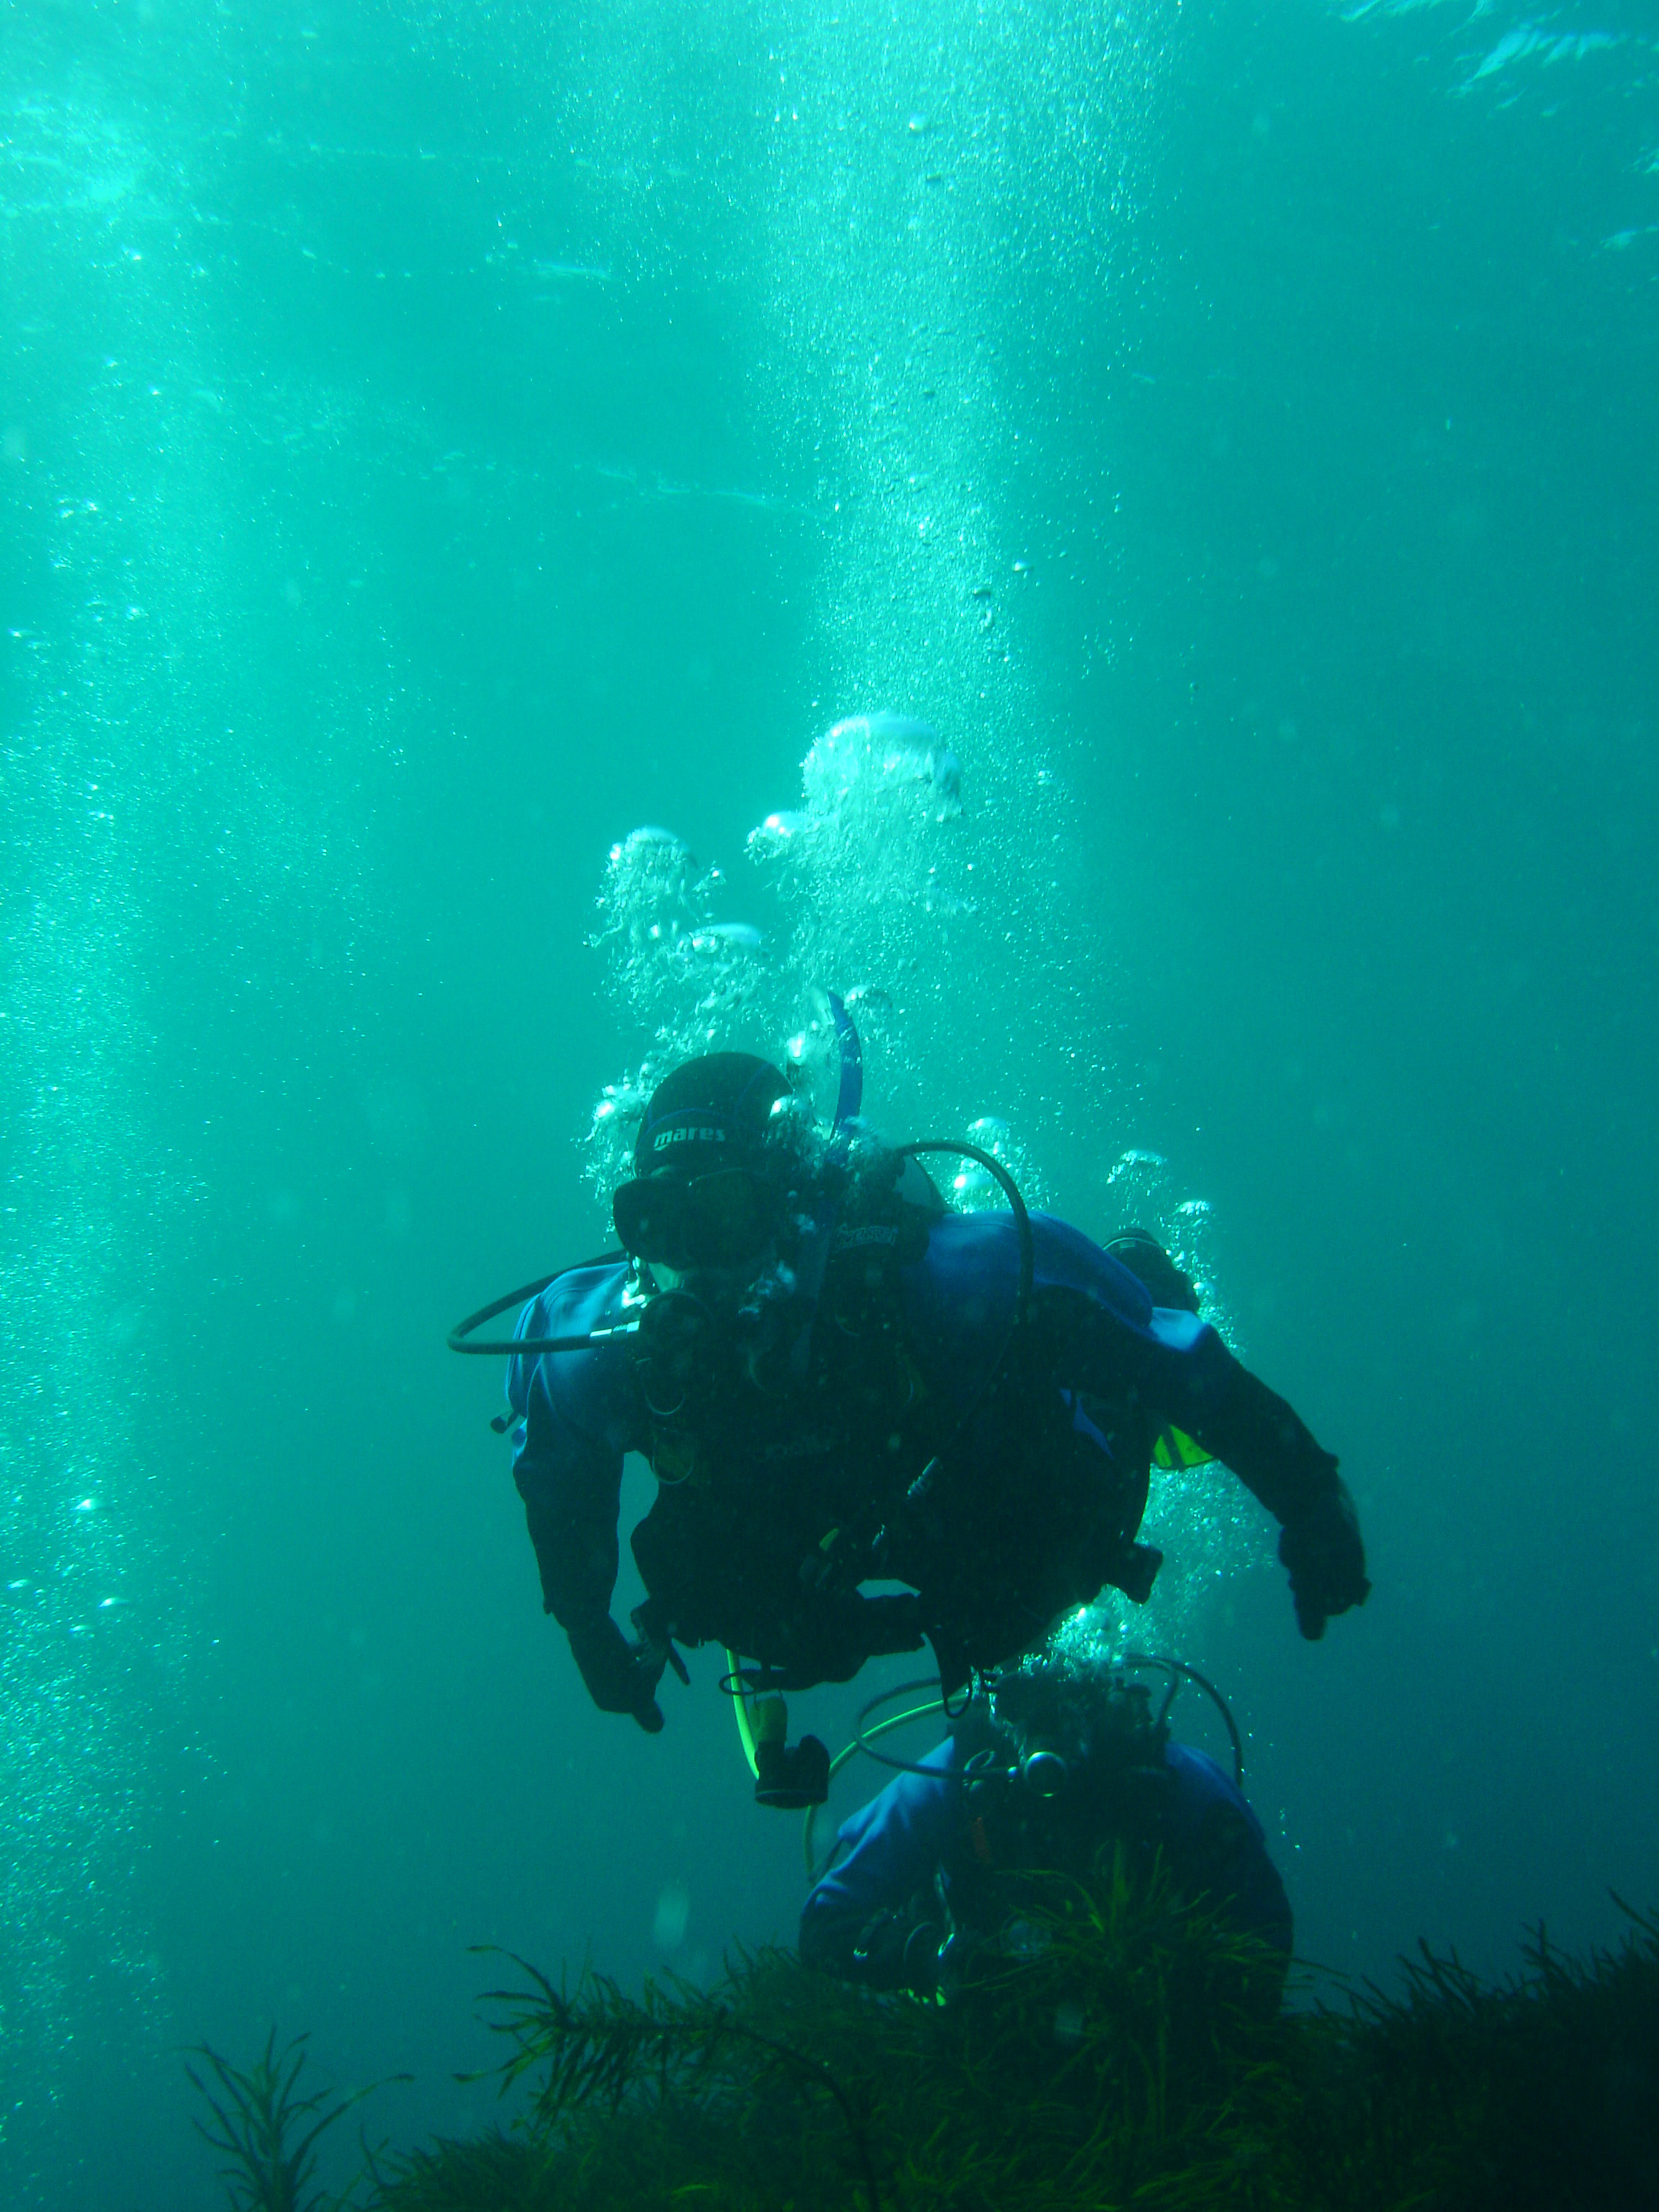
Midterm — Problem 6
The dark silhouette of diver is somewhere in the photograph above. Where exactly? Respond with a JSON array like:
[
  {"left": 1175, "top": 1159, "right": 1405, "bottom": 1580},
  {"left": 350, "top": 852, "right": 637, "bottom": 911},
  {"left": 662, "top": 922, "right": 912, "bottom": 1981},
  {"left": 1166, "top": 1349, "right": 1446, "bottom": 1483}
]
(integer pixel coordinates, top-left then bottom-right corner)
[
  {"left": 800, "top": 1653, "right": 1292, "bottom": 2008},
  {"left": 474, "top": 1048, "right": 1367, "bottom": 1797}
]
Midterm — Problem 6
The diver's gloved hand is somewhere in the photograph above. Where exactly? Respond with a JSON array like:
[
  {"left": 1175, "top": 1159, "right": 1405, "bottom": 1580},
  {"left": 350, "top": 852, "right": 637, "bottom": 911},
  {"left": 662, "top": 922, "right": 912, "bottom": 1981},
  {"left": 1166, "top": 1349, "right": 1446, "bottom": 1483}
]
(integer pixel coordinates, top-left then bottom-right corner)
[
  {"left": 567, "top": 1616, "right": 667, "bottom": 1732},
  {"left": 1278, "top": 1477, "right": 1370, "bottom": 1640}
]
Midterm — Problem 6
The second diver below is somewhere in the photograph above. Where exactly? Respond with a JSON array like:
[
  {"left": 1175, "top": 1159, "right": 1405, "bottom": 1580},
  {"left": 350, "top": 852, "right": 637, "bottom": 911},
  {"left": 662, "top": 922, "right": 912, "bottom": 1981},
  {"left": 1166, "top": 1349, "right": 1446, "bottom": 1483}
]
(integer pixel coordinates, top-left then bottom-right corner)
[
  {"left": 800, "top": 1653, "right": 1292, "bottom": 2008},
  {"left": 503, "top": 1051, "right": 1369, "bottom": 1777}
]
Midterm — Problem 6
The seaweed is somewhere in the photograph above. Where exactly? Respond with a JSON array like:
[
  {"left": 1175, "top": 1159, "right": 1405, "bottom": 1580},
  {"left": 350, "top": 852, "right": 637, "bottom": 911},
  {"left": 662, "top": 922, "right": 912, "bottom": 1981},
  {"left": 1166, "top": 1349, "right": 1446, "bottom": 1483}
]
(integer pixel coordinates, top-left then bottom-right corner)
[
  {"left": 188, "top": 1887, "right": 1659, "bottom": 2212},
  {"left": 1281, "top": 1899, "right": 1659, "bottom": 2211},
  {"left": 361, "top": 2132, "right": 566, "bottom": 2212},
  {"left": 186, "top": 2031, "right": 390, "bottom": 2212},
  {"left": 377, "top": 1848, "right": 1299, "bottom": 2212},
  {"left": 469, "top": 1948, "right": 886, "bottom": 2212}
]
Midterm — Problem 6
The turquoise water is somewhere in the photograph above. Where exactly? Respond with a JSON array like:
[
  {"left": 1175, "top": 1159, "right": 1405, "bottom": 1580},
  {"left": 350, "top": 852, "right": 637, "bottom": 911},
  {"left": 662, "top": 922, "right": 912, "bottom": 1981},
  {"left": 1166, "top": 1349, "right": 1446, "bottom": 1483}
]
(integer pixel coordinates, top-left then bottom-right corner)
[{"left": 3, "top": 2, "right": 1655, "bottom": 2202}]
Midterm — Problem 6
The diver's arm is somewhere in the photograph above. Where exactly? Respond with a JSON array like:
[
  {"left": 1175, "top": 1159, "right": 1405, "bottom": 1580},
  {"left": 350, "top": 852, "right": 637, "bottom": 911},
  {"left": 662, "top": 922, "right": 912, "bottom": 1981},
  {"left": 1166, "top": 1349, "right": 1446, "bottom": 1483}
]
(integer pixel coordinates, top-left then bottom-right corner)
[
  {"left": 511, "top": 1373, "right": 624, "bottom": 1631},
  {"left": 1038, "top": 1278, "right": 1336, "bottom": 1519},
  {"left": 1177, "top": 1341, "right": 1341, "bottom": 1523},
  {"left": 1046, "top": 1277, "right": 1369, "bottom": 1637},
  {"left": 799, "top": 1748, "right": 958, "bottom": 1987},
  {"left": 1169, "top": 1344, "right": 1370, "bottom": 1639},
  {"left": 509, "top": 1328, "right": 665, "bottom": 1728}
]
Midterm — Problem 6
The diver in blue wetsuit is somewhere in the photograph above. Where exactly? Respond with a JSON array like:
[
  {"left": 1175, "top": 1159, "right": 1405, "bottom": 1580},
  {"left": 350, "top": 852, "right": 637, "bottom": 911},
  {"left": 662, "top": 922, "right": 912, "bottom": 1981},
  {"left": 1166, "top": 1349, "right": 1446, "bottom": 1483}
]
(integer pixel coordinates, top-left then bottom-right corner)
[
  {"left": 495, "top": 1050, "right": 1368, "bottom": 1768},
  {"left": 800, "top": 1655, "right": 1293, "bottom": 2007}
]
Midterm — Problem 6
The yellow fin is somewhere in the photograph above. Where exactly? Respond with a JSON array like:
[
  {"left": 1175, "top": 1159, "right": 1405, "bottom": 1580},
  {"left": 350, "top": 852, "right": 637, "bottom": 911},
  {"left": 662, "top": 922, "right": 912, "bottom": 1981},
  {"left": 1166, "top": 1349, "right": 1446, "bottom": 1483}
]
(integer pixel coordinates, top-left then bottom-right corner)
[{"left": 1153, "top": 1425, "right": 1215, "bottom": 1472}]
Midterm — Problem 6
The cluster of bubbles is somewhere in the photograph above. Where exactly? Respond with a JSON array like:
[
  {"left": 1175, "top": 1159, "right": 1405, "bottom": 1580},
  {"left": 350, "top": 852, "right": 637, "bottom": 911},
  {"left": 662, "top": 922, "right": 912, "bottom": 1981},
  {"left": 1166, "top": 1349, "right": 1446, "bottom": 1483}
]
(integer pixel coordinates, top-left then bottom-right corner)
[
  {"left": 749, "top": 710, "right": 963, "bottom": 869},
  {"left": 585, "top": 824, "right": 774, "bottom": 1205},
  {"left": 584, "top": 709, "right": 1052, "bottom": 1213},
  {"left": 947, "top": 1115, "right": 1040, "bottom": 1213},
  {"left": 1101, "top": 1148, "right": 1225, "bottom": 1321},
  {"left": 590, "top": 824, "right": 741, "bottom": 1037},
  {"left": 1089, "top": 1148, "right": 1252, "bottom": 1643}
]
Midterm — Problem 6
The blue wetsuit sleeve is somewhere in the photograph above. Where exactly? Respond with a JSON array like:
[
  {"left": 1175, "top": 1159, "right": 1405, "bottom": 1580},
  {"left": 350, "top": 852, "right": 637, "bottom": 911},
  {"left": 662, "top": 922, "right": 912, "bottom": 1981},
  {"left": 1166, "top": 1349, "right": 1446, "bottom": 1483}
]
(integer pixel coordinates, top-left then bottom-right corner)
[
  {"left": 507, "top": 1284, "right": 629, "bottom": 1632},
  {"left": 1162, "top": 1744, "right": 1293, "bottom": 1962},
  {"left": 1165, "top": 1340, "right": 1343, "bottom": 1527},
  {"left": 1031, "top": 1226, "right": 1342, "bottom": 1527},
  {"left": 909, "top": 1214, "right": 1341, "bottom": 1527},
  {"left": 799, "top": 1743, "right": 960, "bottom": 1978}
]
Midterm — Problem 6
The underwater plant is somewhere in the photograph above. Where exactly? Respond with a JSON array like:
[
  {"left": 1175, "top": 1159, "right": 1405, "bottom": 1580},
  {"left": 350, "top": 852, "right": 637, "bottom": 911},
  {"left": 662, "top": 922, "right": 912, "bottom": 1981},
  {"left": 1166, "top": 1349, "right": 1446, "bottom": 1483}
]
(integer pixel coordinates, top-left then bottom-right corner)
[
  {"left": 191, "top": 1887, "right": 1659, "bottom": 2211},
  {"left": 372, "top": 1848, "right": 1298, "bottom": 2212},
  {"left": 186, "top": 2029, "right": 395, "bottom": 2212},
  {"left": 1282, "top": 1899, "right": 1659, "bottom": 2212},
  {"left": 467, "top": 1947, "right": 886, "bottom": 2212}
]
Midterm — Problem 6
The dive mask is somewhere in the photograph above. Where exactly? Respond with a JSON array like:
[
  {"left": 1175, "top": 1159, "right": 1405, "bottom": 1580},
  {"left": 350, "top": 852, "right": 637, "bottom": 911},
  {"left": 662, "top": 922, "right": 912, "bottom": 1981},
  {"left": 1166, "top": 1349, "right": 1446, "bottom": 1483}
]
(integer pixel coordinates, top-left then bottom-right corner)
[{"left": 612, "top": 1167, "right": 779, "bottom": 1274}]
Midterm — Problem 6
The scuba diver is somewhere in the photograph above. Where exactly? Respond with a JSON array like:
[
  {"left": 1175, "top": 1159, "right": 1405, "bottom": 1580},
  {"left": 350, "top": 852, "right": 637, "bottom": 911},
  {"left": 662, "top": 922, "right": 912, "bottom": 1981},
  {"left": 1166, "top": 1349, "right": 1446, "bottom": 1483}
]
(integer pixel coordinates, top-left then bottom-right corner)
[
  {"left": 799, "top": 1653, "right": 1292, "bottom": 2005},
  {"left": 452, "top": 1038, "right": 1368, "bottom": 1805}
]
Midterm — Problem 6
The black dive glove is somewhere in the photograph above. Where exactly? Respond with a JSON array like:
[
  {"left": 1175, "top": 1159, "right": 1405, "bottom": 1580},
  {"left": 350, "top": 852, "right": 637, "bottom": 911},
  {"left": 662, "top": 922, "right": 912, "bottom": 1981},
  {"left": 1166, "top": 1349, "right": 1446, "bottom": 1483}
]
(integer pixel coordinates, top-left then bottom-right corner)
[
  {"left": 567, "top": 1616, "right": 666, "bottom": 1733},
  {"left": 1277, "top": 1477, "right": 1370, "bottom": 1641}
]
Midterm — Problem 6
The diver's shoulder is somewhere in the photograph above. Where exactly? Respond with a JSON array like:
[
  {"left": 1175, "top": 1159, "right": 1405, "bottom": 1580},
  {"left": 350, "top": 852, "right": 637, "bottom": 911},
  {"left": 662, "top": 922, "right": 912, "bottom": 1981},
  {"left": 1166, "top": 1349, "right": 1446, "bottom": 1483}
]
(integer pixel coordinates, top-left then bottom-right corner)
[
  {"left": 935, "top": 1208, "right": 1146, "bottom": 1279},
  {"left": 920, "top": 1208, "right": 1125, "bottom": 1285},
  {"left": 1165, "top": 1741, "right": 1261, "bottom": 1830},
  {"left": 922, "top": 1205, "right": 1079, "bottom": 1247},
  {"left": 921, "top": 1213, "right": 1180, "bottom": 1344},
  {"left": 527, "top": 1256, "right": 631, "bottom": 1339},
  {"left": 1030, "top": 1211, "right": 1115, "bottom": 1264},
  {"left": 924, "top": 1207, "right": 1016, "bottom": 1250},
  {"left": 914, "top": 1208, "right": 1022, "bottom": 1292}
]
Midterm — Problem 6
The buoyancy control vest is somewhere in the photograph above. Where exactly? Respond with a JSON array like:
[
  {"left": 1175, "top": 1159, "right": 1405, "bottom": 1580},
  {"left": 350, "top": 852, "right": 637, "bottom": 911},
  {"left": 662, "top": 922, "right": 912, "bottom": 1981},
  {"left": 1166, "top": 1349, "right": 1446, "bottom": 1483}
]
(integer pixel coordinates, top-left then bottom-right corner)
[
  {"left": 626, "top": 1155, "right": 946, "bottom": 1683},
  {"left": 625, "top": 1164, "right": 1168, "bottom": 1689}
]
